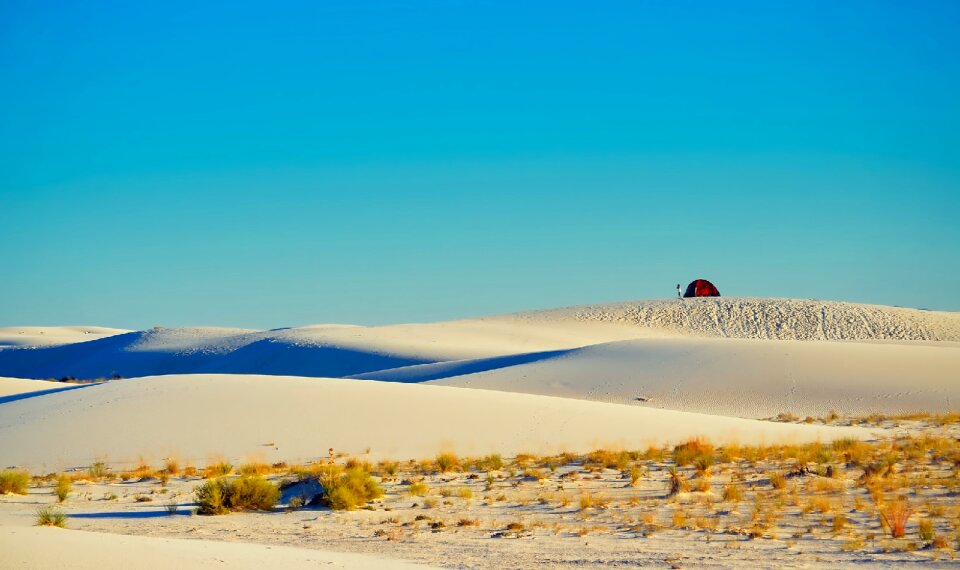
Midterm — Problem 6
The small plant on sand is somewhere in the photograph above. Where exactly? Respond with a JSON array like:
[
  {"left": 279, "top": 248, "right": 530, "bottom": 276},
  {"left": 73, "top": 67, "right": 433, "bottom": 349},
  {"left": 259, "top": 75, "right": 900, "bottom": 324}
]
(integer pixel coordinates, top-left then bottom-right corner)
[
  {"left": 205, "top": 460, "right": 234, "bottom": 478},
  {"left": 408, "top": 481, "right": 429, "bottom": 496},
  {"left": 769, "top": 472, "right": 786, "bottom": 490},
  {"left": 88, "top": 461, "right": 108, "bottom": 480},
  {"left": 723, "top": 484, "right": 742, "bottom": 503},
  {"left": 163, "top": 458, "right": 180, "bottom": 476},
  {"left": 435, "top": 452, "right": 460, "bottom": 473},
  {"left": 36, "top": 506, "right": 67, "bottom": 527},
  {"left": 0, "top": 470, "right": 29, "bottom": 495},
  {"left": 479, "top": 454, "right": 503, "bottom": 471},
  {"left": 673, "top": 438, "right": 715, "bottom": 469},
  {"left": 195, "top": 475, "right": 279, "bottom": 515},
  {"left": 667, "top": 467, "right": 689, "bottom": 496},
  {"left": 318, "top": 466, "right": 384, "bottom": 511},
  {"left": 879, "top": 498, "right": 912, "bottom": 539},
  {"left": 918, "top": 518, "right": 935, "bottom": 542},
  {"left": 54, "top": 474, "right": 72, "bottom": 503}
]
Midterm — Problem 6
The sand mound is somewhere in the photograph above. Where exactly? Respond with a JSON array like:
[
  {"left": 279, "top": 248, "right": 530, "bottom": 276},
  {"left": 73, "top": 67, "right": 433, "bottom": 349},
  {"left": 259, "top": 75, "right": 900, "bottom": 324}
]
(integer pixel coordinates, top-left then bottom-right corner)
[
  {"left": 515, "top": 297, "right": 960, "bottom": 341},
  {"left": 0, "top": 374, "right": 867, "bottom": 471},
  {"left": 1, "top": 298, "right": 955, "bottom": 383},
  {"left": 362, "top": 338, "right": 958, "bottom": 418},
  {"left": 0, "top": 326, "right": 128, "bottom": 348}
]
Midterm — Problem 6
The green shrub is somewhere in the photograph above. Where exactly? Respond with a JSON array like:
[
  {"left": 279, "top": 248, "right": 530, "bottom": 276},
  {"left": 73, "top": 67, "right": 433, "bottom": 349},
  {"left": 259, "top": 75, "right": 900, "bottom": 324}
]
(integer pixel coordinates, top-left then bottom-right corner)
[
  {"left": 54, "top": 475, "right": 71, "bottom": 503},
  {"left": 319, "top": 467, "right": 383, "bottom": 510},
  {"left": 195, "top": 475, "right": 279, "bottom": 515},
  {"left": 0, "top": 470, "right": 29, "bottom": 495},
  {"left": 36, "top": 506, "right": 67, "bottom": 527}
]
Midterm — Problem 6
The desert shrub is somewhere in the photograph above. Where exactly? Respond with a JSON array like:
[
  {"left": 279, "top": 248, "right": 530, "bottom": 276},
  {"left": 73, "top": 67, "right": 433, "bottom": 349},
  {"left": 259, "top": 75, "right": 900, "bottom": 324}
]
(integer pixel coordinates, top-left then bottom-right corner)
[
  {"left": 229, "top": 475, "right": 280, "bottom": 510},
  {"left": 205, "top": 460, "right": 233, "bottom": 477},
  {"left": 54, "top": 475, "right": 71, "bottom": 503},
  {"left": 667, "top": 467, "right": 688, "bottom": 496},
  {"left": 478, "top": 454, "right": 503, "bottom": 471},
  {"left": 377, "top": 460, "right": 399, "bottom": 478},
  {"left": 0, "top": 470, "right": 29, "bottom": 494},
  {"left": 722, "top": 484, "right": 742, "bottom": 503},
  {"left": 918, "top": 518, "right": 934, "bottom": 542},
  {"left": 673, "top": 438, "right": 714, "bottom": 468},
  {"left": 408, "top": 481, "right": 429, "bottom": 496},
  {"left": 195, "top": 475, "right": 279, "bottom": 515},
  {"left": 319, "top": 467, "right": 383, "bottom": 511},
  {"left": 88, "top": 461, "right": 108, "bottom": 480},
  {"left": 879, "top": 499, "right": 912, "bottom": 538},
  {"left": 239, "top": 462, "right": 271, "bottom": 476},
  {"left": 456, "top": 486, "right": 473, "bottom": 500},
  {"left": 769, "top": 472, "right": 786, "bottom": 490},
  {"left": 36, "top": 506, "right": 67, "bottom": 527},
  {"left": 435, "top": 452, "right": 460, "bottom": 473}
]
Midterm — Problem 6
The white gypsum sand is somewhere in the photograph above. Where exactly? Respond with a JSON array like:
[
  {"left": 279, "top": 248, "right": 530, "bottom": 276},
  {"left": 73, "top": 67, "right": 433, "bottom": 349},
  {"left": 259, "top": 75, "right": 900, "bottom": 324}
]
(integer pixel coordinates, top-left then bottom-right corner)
[{"left": 0, "top": 374, "right": 868, "bottom": 471}]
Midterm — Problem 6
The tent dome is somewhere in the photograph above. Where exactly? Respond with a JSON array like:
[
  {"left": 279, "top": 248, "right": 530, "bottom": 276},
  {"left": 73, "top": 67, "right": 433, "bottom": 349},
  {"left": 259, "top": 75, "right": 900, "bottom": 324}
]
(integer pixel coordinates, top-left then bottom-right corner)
[{"left": 683, "top": 279, "right": 720, "bottom": 298}]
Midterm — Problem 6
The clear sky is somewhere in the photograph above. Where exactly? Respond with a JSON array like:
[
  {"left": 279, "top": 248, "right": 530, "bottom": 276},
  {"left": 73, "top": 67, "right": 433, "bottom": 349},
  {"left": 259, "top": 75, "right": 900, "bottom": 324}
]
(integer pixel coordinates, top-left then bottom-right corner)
[{"left": 1, "top": 1, "right": 958, "bottom": 328}]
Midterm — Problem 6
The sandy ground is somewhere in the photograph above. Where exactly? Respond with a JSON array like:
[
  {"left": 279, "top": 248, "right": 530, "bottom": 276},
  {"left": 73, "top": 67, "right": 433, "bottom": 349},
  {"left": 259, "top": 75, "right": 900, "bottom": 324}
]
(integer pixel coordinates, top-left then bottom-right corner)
[
  {"left": 2, "top": 419, "right": 958, "bottom": 569},
  {"left": 0, "top": 375, "right": 867, "bottom": 472}
]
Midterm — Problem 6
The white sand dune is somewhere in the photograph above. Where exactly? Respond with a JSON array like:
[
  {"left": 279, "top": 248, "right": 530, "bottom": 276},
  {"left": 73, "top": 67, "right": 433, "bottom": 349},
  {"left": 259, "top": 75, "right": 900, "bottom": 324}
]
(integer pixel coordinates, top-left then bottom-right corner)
[
  {"left": 0, "top": 374, "right": 867, "bottom": 472},
  {"left": 0, "top": 320, "right": 641, "bottom": 380},
  {"left": 521, "top": 297, "right": 960, "bottom": 341},
  {"left": 1, "top": 297, "right": 956, "bottom": 420},
  {"left": 0, "top": 377, "right": 66, "bottom": 398},
  {"left": 0, "top": 325, "right": 128, "bottom": 348},
  {"left": 353, "top": 337, "right": 960, "bottom": 418}
]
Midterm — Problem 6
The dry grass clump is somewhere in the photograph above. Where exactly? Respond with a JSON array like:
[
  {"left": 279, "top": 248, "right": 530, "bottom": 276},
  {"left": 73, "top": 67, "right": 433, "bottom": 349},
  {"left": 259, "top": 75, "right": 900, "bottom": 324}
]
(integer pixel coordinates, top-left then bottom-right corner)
[
  {"left": 87, "top": 461, "right": 109, "bottom": 480},
  {"left": 0, "top": 469, "right": 29, "bottom": 495},
  {"left": 673, "top": 438, "right": 715, "bottom": 469},
  {"left": 35, "top": 506, "right": 67, "bottom": 527},
  {"left": 318, "top": 465, "right": 384, "bottom": 511},
  {"left": 195, "top": 475, "right": 279, "bottom": 515},
  {"left": 768, "top": 472, "right": 786, "bottom": 490},
  {"left": 163, "top": 457, "right": 180, "bottom": 476},
  {"left": 435, "top": 452, "right": 460, "bottom": 473},
  {"left": 878, "top": 498, "right": 912, "bottom": 538},
  {"left": 408, "top": 481, "right": 429, "bottom": 496},
  {"left": 667, "top": 467, "right": 689, "bottom": 496},
  {"left": 476, "top": 454, "right": 503, "bottom": 471},
  {"left": 722, "top": 484, "right": 742, "bottom": 503},
  {"left": 239, "top": 462, "right": 272, "bottom": 476},
  {"left": 204, "top": 460, "right": 234, "bottom": 478},
  {"left": 918, "top": 517, "right": 934, "bottom": 542},
  {"left": 54, "top": 474, "right": 71, "bottom": 503},
  {"left": 585, "top": 449, "right": 637, "bottom": 471}
]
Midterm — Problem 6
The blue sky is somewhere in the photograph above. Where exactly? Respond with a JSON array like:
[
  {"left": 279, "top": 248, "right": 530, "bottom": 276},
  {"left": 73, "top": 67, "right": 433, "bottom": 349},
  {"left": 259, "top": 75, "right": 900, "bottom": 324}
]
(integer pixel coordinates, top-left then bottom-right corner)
[{"left": 1, "top": 1, "right": 958, "bottom": 328}]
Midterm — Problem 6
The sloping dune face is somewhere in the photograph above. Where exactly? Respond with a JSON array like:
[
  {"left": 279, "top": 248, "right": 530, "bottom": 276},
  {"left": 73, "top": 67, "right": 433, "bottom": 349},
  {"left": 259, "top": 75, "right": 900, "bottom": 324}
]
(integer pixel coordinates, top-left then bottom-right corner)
[
  {"left": 0, "top": 298, "right": 956, "bottom": 419},
  {"left": 0, "top": 326, "right": 129, "bottom": 348},
  {"left": 0, "top": 374, "right": 868, "bottom": 471},
  {"left": 517, "top": 297, "right": 960, "bottom": 341}
]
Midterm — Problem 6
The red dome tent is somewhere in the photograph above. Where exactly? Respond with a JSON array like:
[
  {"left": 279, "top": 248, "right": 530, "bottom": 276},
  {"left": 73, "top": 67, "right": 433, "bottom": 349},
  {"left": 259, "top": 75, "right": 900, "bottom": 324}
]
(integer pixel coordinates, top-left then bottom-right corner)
[{"left": 683, "top": 279, "right": 720, "bottom": 298}]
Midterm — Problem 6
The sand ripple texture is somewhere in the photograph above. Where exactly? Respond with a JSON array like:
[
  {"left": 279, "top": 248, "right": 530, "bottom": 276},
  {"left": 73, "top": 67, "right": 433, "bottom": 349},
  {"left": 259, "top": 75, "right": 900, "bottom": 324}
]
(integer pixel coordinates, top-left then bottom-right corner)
[{"left": 519, "top": 297, "right": 960, "bottom": 341}]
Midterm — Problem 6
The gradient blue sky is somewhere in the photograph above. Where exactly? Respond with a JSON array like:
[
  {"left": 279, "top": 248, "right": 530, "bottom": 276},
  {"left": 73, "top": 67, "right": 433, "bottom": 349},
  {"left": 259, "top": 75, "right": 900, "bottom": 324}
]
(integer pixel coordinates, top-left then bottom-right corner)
[{"left": 1, "top": 1, "right": 958, "bottom": 328}]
